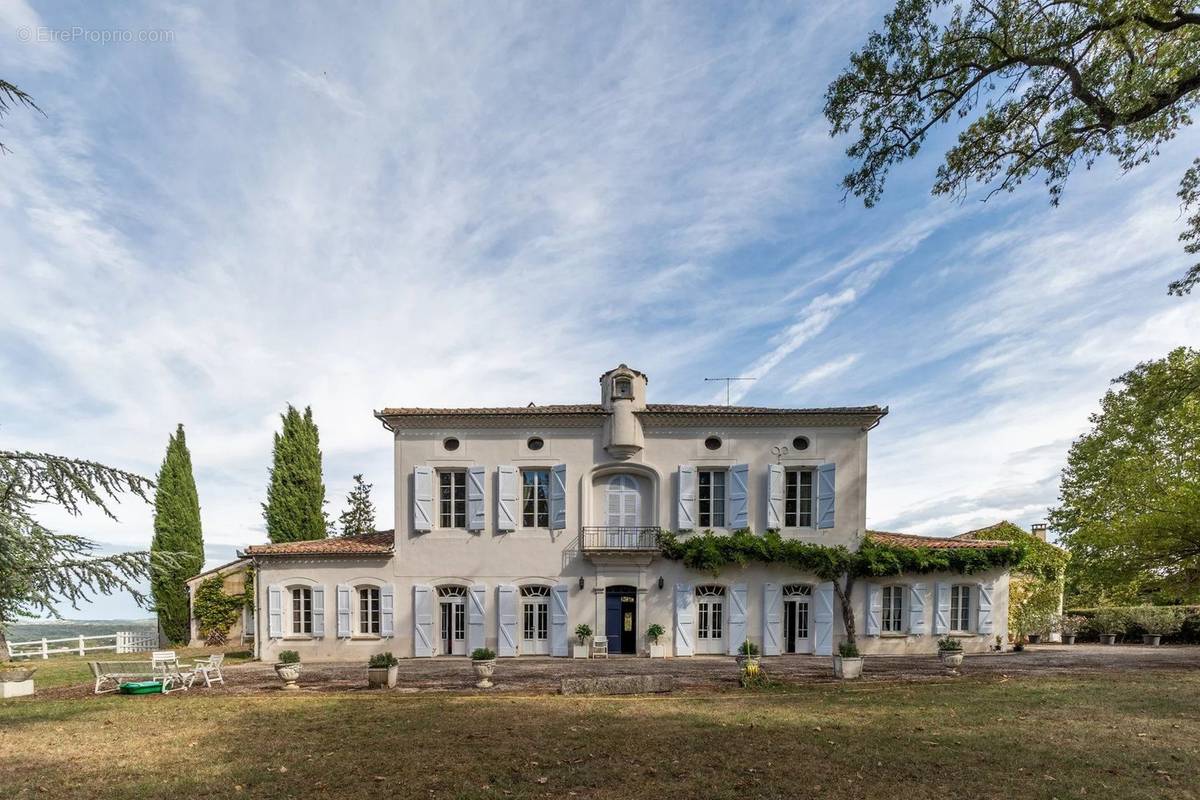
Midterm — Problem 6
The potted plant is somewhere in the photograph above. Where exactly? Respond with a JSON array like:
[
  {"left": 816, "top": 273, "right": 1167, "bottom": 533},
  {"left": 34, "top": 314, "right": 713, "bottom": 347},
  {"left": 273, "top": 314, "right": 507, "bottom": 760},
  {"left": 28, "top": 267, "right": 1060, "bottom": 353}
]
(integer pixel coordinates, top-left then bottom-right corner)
[
  {"left": 471, "top": 647, "right": 497, "bottom": 688},
  {"left": 937, "top": 635, "right": 964, "bottom": 669},
  {"left": 735, "top": 639, "right": 759, "bottom": 667},
  {"left": 0, "top": 662, "right": 37, "bottom": 699},
  {"left": 367, "top": 652, "right": 399, "bottom": 688},
  {"left": 646, "top": 623, "right": 666, "bottom": 658},
  {"left": 1128, "top": 606, "right": 1183, "bottom": 646},
  {"left": 275, "top": 650, "right": 301, "bottom": 690},
  {"left": 1092, "top": 607, "right": 1125, "bottom": 645},
  {"left": 573, "top": 624, "right": 592, "bottom": 659},
  {"left": 1057, "top": 614, "right": 1086, "bottom": 645},
  {"left": 832, "top": 640, "right": 863, "bottom": 679},
  {"left": 1026, "top": 631, "right": 1042, "bottom": 645}
]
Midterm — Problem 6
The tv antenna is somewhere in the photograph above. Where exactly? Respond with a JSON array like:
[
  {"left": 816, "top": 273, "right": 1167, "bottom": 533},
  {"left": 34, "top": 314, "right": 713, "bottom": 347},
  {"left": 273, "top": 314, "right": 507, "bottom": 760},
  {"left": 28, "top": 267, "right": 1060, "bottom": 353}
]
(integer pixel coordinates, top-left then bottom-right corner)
[{"left": 704, "top": 376, "right": 756, "bottom": 406}]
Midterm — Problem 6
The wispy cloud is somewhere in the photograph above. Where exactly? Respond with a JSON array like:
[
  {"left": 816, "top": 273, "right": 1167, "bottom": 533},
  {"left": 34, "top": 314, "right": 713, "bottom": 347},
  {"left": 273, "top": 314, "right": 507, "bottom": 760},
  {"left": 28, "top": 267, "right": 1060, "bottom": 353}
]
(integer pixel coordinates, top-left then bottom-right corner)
[{"left": 788, "top": 354, "right": 861, "bottom": 395}]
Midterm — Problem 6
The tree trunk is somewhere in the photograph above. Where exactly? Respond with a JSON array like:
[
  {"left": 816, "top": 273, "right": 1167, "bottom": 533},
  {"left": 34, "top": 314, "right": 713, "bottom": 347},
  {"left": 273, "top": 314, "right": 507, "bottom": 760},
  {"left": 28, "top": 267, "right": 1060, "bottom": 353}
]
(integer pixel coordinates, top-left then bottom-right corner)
[
  {"left": 832, "top": 574, "right": 857, "bottom": 646},
  {"left": 0, "top": 625, "right": 9, "bottom": 662}
]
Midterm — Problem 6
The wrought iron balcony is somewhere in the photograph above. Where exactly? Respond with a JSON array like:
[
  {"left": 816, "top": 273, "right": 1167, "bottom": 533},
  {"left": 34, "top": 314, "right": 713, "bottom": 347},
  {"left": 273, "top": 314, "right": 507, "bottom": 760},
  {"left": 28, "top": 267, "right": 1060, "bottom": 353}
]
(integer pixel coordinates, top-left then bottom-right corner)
[{"left": 580, "top": 526, "right": 661, "bottom": 552}]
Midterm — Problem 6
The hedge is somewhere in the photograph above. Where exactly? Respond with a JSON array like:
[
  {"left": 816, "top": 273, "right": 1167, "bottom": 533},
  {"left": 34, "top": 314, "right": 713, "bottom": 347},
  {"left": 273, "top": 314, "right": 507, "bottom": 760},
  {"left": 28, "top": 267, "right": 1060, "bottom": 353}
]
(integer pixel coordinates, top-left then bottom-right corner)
[{"left": 1066, "top": 606, "right": 1200, "bottom": 644}]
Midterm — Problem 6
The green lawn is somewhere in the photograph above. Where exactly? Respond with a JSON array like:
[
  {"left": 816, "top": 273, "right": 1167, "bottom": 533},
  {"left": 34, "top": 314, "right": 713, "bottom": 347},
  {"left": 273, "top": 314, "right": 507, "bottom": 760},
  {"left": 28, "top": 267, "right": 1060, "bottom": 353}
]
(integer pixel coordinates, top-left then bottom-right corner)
[{"left": 2, "top": 672, "right": 1197, "bottom": 799}]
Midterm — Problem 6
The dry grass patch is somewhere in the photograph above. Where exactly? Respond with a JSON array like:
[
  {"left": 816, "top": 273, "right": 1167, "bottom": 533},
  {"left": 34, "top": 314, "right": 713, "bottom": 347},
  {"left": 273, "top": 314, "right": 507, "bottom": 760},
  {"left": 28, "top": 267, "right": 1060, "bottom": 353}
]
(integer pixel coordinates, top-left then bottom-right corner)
[{"left": 2, "top": 672, "right": 1198, "bottom": 799}]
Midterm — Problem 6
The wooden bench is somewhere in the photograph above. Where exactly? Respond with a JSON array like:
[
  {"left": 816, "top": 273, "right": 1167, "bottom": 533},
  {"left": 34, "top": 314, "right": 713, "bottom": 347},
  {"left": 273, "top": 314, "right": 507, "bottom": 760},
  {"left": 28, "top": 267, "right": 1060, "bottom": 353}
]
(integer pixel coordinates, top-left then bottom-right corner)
[{"left": 89, "top": 661, "right": 156, "bottom": 694}]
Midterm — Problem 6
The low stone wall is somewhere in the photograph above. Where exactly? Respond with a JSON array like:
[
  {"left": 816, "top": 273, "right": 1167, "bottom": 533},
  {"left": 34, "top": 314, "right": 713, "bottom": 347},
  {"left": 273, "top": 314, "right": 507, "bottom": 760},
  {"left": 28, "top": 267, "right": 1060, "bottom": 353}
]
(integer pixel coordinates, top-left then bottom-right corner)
[{"left": 559, "top": 674, "right": 674, "bottom": 695}]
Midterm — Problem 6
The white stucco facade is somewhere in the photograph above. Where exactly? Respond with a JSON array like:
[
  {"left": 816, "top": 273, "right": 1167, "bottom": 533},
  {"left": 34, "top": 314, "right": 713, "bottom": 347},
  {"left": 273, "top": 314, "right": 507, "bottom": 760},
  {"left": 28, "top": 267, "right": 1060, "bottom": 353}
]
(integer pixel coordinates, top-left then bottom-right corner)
[{"left": 250, "top": 364, "right": 1009, "bottom": 662}]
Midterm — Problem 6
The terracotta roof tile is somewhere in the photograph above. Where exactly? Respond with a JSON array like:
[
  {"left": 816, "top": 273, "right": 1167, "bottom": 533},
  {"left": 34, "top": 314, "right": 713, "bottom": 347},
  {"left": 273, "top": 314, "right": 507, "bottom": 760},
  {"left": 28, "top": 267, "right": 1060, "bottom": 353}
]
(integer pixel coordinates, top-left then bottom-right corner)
[
  {"left": 866, "top": 530, "right": 1010, "bottom": 550},
  {"left": 243, "top": 530, "right": 394, "bottom": 557},
  {"left": 375, "top": 403, "right": 887, "bottom": 417}
]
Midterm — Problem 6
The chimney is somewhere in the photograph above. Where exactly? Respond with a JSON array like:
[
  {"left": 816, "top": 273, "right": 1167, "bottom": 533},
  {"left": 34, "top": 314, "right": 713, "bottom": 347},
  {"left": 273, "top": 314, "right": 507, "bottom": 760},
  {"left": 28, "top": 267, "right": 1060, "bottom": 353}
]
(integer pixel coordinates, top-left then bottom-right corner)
[{"left": 1030, "top": 523, "right": 1047, "bottom": 541}]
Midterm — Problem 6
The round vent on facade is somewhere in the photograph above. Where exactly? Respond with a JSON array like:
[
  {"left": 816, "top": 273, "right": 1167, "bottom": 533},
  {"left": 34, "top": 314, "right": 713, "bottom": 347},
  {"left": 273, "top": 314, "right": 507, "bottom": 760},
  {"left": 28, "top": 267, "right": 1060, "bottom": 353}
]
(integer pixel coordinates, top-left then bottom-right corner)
[
  {"left": 792, "top": 435, "right": 810, "bottom": 451},
  {"left": 704, "top": 436, "right": 722, "bottom": 451},
  {"left": 443, "top": 437, "right": 460, "bottom": 451},
  {"left": 527, "top": 436, "right": 544, "bottom": 451}
]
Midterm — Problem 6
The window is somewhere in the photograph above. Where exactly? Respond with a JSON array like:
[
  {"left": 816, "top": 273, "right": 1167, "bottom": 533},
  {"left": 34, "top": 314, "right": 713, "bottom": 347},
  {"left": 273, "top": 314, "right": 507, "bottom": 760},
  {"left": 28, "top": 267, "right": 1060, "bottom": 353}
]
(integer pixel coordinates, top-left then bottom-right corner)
[
  {"left": 290, "top": 587, "right": 312, "bottom": 635},
  {"left": 522, "top": 469, "right": 550, "bottom": 528},
  {"left": 697, "top": 469, "right": 726, "bottom": 527},
  {"left": 950, "top": 585, "right": 971, "bottom": 632},
  {"left": 704, "top": 436, "right": 722, "bottom": 451},
  {"left": 881, "top": 585, "right": 904, "bottom": 633},
  {"left": 527, "top": 436, "right": 544, "bottom": 451},
  {"left": 614, "top": 377, "right": 632, "bottom": 398},
  {"left": 442, "top": 437, "right": 460, "bottom": 451},
  {"left": 521, "top": 585, "right": 550, "bottom": 644},
  {"left": 439, "top": 470, "right": 467, "bottom": 528},
  {"left": 792, "top": 435, "right": 810, "bottom": 451},
  {"left": 784, "top": 468, "right": 814, "bottom": 527},
  {"left": 696, "top": 585, "right": 725, "bottom": 641},
  {"left": 359, "top": 586, "right": 381, "bottom": 635}
]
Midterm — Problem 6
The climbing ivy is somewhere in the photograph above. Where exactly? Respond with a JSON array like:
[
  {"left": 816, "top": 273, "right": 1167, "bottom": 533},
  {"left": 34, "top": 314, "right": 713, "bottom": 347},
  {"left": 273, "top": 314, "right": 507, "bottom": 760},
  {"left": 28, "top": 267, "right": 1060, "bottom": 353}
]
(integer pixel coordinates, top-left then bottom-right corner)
[
  {"left": 658, "top": 529, "right": 1027, "bottom": 578},
  {"left": 193, "top": 574, "right": 246, "bottom": 646}
]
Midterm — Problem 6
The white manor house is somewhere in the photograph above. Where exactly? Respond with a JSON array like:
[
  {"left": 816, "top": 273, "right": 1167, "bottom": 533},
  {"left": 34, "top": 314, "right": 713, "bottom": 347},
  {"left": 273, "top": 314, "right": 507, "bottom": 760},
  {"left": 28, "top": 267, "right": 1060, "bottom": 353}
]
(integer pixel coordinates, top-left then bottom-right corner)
[{"left": 239, "top": 365, "right": 1011, "bottom": 661}]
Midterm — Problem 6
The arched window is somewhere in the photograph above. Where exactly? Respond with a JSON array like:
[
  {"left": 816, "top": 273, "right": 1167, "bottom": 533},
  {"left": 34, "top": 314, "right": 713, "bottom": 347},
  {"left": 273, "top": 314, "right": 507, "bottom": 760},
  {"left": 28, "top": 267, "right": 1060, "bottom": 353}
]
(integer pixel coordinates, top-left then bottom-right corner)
[
  {"left": 950, "top": 585, "right": 972, "bottom": 632},
  {"left": 358, "top": 585, "right": 381, "bottom": 635},
  {"left": 783, "top": 584, "right": 811, "bottom": 598},
  {"left": 520, "top": 585, "right": 550, "bottom": 654},
  {"left": 289, "top": 586, "right": 312, "bottom": 635},
  {"left": 881, "top": 585, "right": 904, "bottom": 633},
  {"left": 437, "top": 585, "right": 467, "bottom": 597},
  {"left": 695, "top": 585, "right": 725, "bottom": 653},
  {"left": 605, "top": 475, "right": 640, "bottom": 528},
  {"left": 437, "top": 586, "right": 467, "bottom": 655}
]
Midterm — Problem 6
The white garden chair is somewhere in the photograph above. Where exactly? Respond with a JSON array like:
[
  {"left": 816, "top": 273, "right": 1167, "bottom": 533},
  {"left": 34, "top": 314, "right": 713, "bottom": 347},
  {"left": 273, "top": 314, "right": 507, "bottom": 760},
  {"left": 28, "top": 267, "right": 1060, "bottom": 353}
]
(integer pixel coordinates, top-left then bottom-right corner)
[
  {"left": 591, "top": 636, "right": 608, "bottom": 659},
  {"left": 192, "top": 654, "right": 225, "bottom": 687},
  {"left": 151, "top": 650, "right": 195, "bottom": 693}
]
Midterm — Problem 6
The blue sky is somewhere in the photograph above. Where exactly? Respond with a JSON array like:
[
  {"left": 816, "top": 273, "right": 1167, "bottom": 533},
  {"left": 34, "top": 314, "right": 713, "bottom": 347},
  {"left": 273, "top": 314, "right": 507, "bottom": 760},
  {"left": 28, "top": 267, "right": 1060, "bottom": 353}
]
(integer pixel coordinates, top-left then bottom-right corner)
[{"left": 2, "top": 1, "right": 1197, "bottom": 619}]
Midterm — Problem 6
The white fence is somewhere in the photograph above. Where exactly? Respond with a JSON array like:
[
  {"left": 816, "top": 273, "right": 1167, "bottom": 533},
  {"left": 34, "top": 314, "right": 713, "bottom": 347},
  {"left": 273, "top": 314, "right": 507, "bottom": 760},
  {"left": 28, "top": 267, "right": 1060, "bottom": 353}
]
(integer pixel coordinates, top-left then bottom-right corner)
[{"left": 6, "top": 631, "right": 157, "bottom": 660}]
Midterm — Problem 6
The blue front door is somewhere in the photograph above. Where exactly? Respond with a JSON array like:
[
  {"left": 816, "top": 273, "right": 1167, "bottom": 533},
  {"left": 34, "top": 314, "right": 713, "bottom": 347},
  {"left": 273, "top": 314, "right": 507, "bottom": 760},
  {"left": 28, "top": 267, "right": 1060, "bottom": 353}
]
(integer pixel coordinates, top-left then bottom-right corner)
[
  {"left": 605, "top": 593, "right": 622, "bottom": 654},
  {"left": 605, "top": 587, "right": 637, "bottom": 654}
]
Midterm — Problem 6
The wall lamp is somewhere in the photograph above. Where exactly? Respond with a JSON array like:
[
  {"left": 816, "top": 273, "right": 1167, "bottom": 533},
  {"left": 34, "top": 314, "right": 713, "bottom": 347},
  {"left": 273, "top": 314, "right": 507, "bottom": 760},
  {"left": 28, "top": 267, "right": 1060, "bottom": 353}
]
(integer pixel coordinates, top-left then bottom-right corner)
[
  {"left": 657, "top": 576, "right": 664, "bottom": 590},
  {"left": 578, "top": 576, "right": 585, "bottom": 590}
]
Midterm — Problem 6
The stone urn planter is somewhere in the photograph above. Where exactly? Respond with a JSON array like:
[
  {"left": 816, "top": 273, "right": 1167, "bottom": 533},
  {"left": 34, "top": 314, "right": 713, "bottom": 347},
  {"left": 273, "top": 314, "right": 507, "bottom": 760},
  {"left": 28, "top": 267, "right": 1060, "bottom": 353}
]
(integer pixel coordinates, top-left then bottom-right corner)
[
  {"left": 1099, "top": 633, "right": 1117, "bottom": 645},
  {"left": 0, "top": 666, "right": 37, "bottom": 699},
  {"left": 274, "top": 662, "right": 302, "bottom": 690},
  {"left": 367, "top": 665, "right": 399, "bottom": 689},
  {"left": 1026, "top": 633, "right": 1042, "bottom": 644},
  {"left": 939, "top": 649, "right": 964, "bottom": 669},
  {"left": 833, "top": 656, "right": 863, "bottom": 679},
  {"left": 1062, "top": 634, "right": 1077, "bottom": 645},
  {"left": 472, "top": 659, "right": 496, "bottom": 689},
  {"left": 1142, "top": 634, "right": 1162, "bottom": 646}
]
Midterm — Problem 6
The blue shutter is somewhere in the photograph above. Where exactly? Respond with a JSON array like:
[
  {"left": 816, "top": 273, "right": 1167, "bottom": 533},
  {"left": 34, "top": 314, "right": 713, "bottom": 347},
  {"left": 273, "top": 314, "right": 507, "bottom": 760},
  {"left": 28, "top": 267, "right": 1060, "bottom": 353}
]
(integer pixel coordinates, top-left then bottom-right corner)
[
  {"left": 413, "top": 585, "right": 433, "bottom": 657},
  {"left": 813, "top": 582, "right": 834, "bottom": 656},
  {"left": 336, "top": 584, "right": 352, "bottom": 638},
  {"left": 311, "top": 586, "right": 325, "bottom": 638},
  {"left": 866, "top": 583, "right": 881, "bottom": 636},
  {"left": 817, "top": 463, "right": 836, "bottom": 529},
  {"left": 497, "top": 584, "right": 518, "bottom": 657},
  {"left": 909, "top": 583, "right": 928, "bottom": 635},
  {"left": 550, "top": 583, "right": 569, "bottom": 656},
  {"left": 677, "top": 465, "right": 695, "bottom": 529},
  {"left": 766, "top": 464, "right": 784, "bottom": 528},
  {"left": 496, "top": 466, "right": 518, "bottom": 532},
  {"left": 674, "top": 584, "right": 694, "bottom": 656},
  {"left": 549, "top": 464, "right": 567, "bottom": 530},
  {"left": 728, "top": 464, "right": 749, "bottom": 529},
  {"left": 934, "top": 582, "right": 951, "bottom": 635},
  {"left": 413, "top": 466, "right": 433, "bottom": 532},
  {"left": 380, "top": 584, "right": 395, "bottom": 638},
  {"left": 467, "top": 465, "right": 486, "bottom": 531},
  {"left": 727, "top": 584, "right": 748, "bottom": 656},
  {"left": 267, "top": 585, "right": 283, "bottom": 639},
  {"left": 468, "top": 584, "right": 486, "bottom": 651},
  {"left": 762, "top": 583, "right": 782, "bottom": 656},
  {"left": 977, "top": 582, "right": 994, "bottom": 634}
]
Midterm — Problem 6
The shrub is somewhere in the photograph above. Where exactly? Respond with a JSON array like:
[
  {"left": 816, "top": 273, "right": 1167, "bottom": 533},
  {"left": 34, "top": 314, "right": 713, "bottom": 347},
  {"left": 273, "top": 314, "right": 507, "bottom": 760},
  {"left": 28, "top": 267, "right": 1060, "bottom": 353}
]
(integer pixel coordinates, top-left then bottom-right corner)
[
  {"left": 471, "top": 647, "right": 496, "bottom": 661},
  {"left": 739, "top": 659, "right": 769, "bottom": 689},
  {"left": 368, "top": 652, "right": 398, "bottom": 669},
  {"left": 1065, "top": 606, "right": 1200, "bottom": 642},
  {"left": 737, "top": 640, "right": 759, "bottom": 656},
  {"left": 937, "top": 635, "right": 962, "bottom": 651},
  {"left": 1126, "top": 605, "right": 1185, "bottom": 636},
  {"left": 646, "top": 623, "right": 665, "bottom": 643},
  {"left": 1091, "top": 607, "right": 1128, "bottom": 635},
  {"left": 278, "top": 650, "right": 300, "bottom": 665},
  {"left": 1055, "top": 613, "right": 1087, "bottom": 635},
  {"left": 837, "top": 640, "right": 860, "bottom": 658},
  {"left": 574, "top": 624, "right": 592, "bottom": 645}
]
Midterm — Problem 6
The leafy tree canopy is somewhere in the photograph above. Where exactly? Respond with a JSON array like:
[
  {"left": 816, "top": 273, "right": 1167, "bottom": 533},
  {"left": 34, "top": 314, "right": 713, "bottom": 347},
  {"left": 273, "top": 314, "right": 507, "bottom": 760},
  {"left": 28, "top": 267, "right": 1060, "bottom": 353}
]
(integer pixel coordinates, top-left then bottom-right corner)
[
  {"left": 1050, "top": 347, "right": 1200, "bottom": 604},
  {"left": 0, "top": 79, "right": 41, "bottom": 155},
  {"left": 825, "top": 0, "right": 1200, "bottom": 294}
]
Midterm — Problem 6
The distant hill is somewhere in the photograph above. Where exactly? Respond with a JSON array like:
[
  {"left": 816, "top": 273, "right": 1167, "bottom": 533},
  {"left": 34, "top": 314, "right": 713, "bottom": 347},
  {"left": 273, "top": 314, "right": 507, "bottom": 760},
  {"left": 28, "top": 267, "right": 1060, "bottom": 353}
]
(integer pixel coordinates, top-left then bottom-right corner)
[{"left": 7, "top": 619, "right": 158, "bottom": 643}]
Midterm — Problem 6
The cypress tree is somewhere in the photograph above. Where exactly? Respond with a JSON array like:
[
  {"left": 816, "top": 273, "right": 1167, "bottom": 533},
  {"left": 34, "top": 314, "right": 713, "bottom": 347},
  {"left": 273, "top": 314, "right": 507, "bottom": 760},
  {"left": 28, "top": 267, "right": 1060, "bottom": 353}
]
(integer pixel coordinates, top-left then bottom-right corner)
[
  {"left": 338, "top": 474, "right": 377, "bottom": 537},
  {"left": 263, "top": 404, "right": 329, "bottom": 542},
  {"left": 150, "top": 424, "right": 205, "bottom": 645}
]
